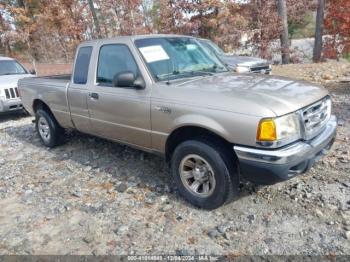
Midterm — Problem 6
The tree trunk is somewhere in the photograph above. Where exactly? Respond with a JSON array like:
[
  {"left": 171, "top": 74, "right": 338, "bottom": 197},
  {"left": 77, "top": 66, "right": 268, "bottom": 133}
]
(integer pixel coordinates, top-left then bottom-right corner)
[
  {"left": 313, "top": 0, "right": 325, "bottom": 62},
  {"left": 17, "top": 0, "right": 25, "bottom": 8},
  {"left": 87, "top": 0, "right": 102, "bottom": 38},
  {"left": 131, "top": 9, "right": 137, "bottom": 35},
  {"left": 5, "top": 39, "right": 12, "bottom": 56},
  {"left": 277, "top": 0, "right": 290, "bottom": 64}
]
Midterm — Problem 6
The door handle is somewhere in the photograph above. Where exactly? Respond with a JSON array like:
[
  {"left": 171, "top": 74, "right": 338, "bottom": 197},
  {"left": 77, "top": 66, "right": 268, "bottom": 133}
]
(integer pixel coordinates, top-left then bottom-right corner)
[{"left": 89, "top": 92, "right": 99, "bottom": 99}]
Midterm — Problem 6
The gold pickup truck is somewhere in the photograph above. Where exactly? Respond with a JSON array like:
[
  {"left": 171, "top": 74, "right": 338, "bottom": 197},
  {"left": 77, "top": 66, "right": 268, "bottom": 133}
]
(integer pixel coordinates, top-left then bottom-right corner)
[{"left": 18, "top": 34, "right": 337, "bottom": 209}]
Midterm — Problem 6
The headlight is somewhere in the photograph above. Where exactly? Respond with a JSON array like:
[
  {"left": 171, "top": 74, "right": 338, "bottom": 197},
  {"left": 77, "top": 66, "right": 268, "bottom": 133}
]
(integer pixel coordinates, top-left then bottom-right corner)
[
  {"left": 257, "top": 112, "right": 301, "bottom": 146},
  {"left": 235, "top": 66, "right": 250, "bottom": 73}
]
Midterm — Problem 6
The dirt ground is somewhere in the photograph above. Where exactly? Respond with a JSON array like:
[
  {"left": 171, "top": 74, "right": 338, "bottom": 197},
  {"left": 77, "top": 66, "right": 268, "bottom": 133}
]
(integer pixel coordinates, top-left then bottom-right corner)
[{"left": 0, "top": 62, "right": 349, "bottom": 256}]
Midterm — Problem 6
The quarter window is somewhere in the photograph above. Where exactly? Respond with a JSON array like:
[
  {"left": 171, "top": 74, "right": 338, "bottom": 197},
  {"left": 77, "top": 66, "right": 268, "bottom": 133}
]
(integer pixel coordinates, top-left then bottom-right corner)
[
  {"left": 73, "top": 46, "right": 92, "bottom": 85},
  {"left": 97, "top": 44, "right": 139, "bottom": 86}
]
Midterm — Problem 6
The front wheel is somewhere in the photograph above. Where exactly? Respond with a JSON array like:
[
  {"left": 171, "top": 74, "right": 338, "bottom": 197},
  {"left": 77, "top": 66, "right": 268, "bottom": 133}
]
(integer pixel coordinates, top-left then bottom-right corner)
[
  {"left": 35, "top": 109, "right": 64, "bottom": 147},
  {"left": 171, "top": 140, "right": 239, "bottom": 209}
]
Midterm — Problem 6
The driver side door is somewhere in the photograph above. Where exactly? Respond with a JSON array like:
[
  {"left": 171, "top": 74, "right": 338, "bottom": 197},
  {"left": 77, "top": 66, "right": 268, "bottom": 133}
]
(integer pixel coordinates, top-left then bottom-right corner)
[{"left": 87, "top": 43, "right": 152, "bottom": 149}]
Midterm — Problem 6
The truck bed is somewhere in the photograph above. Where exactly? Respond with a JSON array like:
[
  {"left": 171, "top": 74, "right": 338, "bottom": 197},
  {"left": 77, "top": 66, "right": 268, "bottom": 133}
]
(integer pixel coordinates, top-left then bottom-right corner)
[
  {"left": 18, "top": 74, "right": 71, "bottom": 127},
  {"left": 19, "top": 74, "right": 71, "bottom": 88},
  {"left": 39, "top": 74, "right": 72, "bottom": 81}
]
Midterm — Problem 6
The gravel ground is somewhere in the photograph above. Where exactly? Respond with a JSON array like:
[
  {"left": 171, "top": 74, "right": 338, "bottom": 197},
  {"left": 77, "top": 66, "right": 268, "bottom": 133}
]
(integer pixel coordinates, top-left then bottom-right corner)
[{"left": 0, "top": 62, "right": 349, "bottom": 256}]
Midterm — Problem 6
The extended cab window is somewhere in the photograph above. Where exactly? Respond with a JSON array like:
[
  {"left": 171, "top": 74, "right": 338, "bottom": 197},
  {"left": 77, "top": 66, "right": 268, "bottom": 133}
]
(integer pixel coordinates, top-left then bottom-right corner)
[
  {"left": 97, "top": 44, "right": 139, "bottom": 86},
  {"left": 73, "top": 46, "right": 92, "bottom": 84}
]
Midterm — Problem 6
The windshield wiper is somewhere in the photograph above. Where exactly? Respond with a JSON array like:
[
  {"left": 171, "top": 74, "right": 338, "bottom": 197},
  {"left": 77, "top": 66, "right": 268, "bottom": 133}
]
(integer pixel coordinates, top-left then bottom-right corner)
[
  {"left": 157, "top": 70, "right": 210, "bottom": 81},
  {"left": 157, "top": 66, "right": 222, "bottom": 83},
  {"left": 186, "top": 64, "right": 224, "bottom": 75},
  {"left": 185, "top": 70, "right": 214, "bottom": 76}
]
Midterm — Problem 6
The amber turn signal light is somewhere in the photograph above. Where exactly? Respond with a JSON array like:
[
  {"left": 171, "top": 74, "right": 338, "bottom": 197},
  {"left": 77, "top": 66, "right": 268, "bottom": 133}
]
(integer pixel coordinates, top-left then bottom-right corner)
[{"left": 257, "top": 119, "right": 277, "bottom": 141}]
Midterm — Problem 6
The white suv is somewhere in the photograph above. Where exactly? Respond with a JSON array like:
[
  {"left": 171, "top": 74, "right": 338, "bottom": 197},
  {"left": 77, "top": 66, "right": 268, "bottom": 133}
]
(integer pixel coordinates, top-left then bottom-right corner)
[{"left": 0, "top": 57, "right": 35, "bottom": 113}]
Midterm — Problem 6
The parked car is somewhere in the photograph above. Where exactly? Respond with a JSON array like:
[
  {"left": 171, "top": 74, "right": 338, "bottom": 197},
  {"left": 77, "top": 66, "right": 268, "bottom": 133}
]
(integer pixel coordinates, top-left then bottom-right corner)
[
  {"left": 198, "top": 38, "right": 272, "bottom": 74},
  {"left": 19, "top": 35, "right": 336, "bottom": 209},
  {"left": 0, "top": 57, "right": 35, "bottom": 113}
]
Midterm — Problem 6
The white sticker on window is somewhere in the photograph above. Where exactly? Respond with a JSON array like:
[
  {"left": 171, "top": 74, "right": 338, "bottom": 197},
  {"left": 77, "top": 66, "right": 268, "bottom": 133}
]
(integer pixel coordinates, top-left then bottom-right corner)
[{"left": 139, "top": 45, "right": 170, "bottom": 63}]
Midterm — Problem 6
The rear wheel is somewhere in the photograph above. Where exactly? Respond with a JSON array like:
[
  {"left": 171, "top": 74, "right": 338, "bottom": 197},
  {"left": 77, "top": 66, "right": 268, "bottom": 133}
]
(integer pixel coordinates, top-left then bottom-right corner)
[
  {"left": 35, "top": 109, "right": 64, "bottom": 147},
  {"left": 171, "top": 139, "right": 239, "bottom": 209}
]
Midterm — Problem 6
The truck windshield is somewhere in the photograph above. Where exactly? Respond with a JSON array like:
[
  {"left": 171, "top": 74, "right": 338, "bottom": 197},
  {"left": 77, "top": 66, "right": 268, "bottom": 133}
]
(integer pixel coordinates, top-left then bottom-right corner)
[
  {"left": 0, "top": 60, "right": 28, "bottom": 76},
  {"left": 135, "top": 37, "right": 228, "bottom": 81},
  {"left": 199, "top": 40, "right": 225, "bottom": 56}
]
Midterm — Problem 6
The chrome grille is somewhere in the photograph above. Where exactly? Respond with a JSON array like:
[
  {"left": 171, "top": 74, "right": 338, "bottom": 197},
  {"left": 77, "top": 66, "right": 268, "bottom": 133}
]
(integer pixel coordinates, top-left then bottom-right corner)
[
  {"left": 4, "top": 88, "right": 19, "bottom": 99},
  {"left": 301, "top": 97, "right": 331, "bottom": 140},
  {"left": 5, "top": 89, "right": 10, "bottom": 99},
  {"left": 9, "top": 88, "right": 15, "bottom": 98},
  {"left": 250, "top": 65, "right": 271, "bottom": 74}
]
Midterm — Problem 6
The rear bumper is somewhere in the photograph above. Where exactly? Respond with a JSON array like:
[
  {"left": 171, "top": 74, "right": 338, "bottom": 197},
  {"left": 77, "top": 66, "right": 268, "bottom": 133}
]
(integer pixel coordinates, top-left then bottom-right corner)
[
  {"left": 0, "top": 98, "right": 23, "bottom": 113},
  {"left": 234, "top": 115, "right": 337, "bottom": 185}
]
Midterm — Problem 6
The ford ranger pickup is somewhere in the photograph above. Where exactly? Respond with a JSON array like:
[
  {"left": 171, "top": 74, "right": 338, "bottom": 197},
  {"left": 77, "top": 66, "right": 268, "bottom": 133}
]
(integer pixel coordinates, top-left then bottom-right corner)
[{"left": 18, "top": 34, "right": 337, "bottom": 209}]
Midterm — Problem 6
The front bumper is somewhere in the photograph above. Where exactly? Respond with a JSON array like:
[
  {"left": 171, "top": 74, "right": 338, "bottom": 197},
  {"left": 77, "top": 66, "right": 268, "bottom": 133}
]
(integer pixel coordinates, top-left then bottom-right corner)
[
  {"left": 234, "top": 66, "right": 272, "bottom": 75},
  {"left": 234, "top": 115, "right": 337, "bottom": 185},
  {"left": 250, "top": 67, "right": 272, "bottom": 75},
  {"left": 0, "top": 98, "right": 23, "bottom": 113}
]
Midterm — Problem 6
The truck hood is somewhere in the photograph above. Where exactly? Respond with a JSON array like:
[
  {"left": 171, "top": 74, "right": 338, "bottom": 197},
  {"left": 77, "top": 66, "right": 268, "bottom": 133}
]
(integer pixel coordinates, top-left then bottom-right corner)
[
  {"left": 154, "top": 72, "right": 329, "bottom": 117},
  {"left": 0, "top": 74, "right": 34, "bottom": 89},
  {"left": 220, "top": 55, "right": 269, "bottom": 68}
]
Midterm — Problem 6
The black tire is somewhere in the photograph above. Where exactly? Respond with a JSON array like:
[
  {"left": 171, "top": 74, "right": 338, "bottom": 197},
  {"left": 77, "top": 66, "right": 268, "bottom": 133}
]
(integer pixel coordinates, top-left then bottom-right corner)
[
  {"left": 171, "top": 139, "right": 239, "bottom": 209},
  {"left": 35, "top": 109, "right": 64, "bottom": 147}
]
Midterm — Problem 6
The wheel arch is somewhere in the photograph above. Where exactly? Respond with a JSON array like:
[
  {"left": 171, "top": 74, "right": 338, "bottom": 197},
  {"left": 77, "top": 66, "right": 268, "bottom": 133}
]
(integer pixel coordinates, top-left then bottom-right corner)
[
  {"left": 32, "top": 99, "right": 59, "bottom": 124},
  {"left": 165, "top": 125, "right": 236, "bottom": 162},
  {"left": 33, "top": 99, "right": 50, "bottom": 113}
]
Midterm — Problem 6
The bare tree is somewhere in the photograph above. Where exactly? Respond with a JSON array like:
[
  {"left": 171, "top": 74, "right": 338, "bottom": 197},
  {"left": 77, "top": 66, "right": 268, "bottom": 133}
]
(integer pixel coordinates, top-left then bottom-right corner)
[
  {"left": 277, "top": 0, "right": 290, "bottom": 64},
  {"left": 16, "top": 0, "right": 25, "bottom": 8},
  {"left": 87, "top": 0, "right": 102, "bottom": 38},
  {"left": 313, "top": 0, "right": 325, "bottom": 62}
]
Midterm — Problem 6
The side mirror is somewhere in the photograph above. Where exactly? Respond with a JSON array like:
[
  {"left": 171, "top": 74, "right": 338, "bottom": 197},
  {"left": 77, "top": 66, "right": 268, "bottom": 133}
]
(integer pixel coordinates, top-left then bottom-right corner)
[
  {"left": 113, "top": 71, "right": 145, "bottom": 89},
  {"left": 29, "top": 69, "right": 36, "bottom": 75},
  {"left": 133, "top": 76, "right": 146, "bottom": 90}
]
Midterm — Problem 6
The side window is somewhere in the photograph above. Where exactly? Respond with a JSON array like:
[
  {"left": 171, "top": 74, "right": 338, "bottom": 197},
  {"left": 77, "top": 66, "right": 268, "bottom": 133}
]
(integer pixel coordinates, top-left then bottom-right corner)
[
  {"left": 73, "top": 46, "right": 92, "bottom": 85},
  {"left": 97, "top": 44, "right": 139, "bottom": 86}
]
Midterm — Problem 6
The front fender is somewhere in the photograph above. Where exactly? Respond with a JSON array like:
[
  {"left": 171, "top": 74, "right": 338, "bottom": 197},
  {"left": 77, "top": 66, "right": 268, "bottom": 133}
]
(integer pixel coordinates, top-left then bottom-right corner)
[
  {"left": 171, "top": 114, "right": 232, "bottom": 142},
  {"left": 152, "top": 103, "right": 262, "bottom": 153}
]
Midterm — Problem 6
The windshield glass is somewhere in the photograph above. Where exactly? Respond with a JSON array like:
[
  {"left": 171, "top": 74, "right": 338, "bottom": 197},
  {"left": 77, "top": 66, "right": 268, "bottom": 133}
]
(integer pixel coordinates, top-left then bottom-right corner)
[
  {"left": 0, "top": 60, "right": 28, "bottom": 75},
  {"left": 200, "top": 40, "right": 225, "bottom": 56},
  {"left": 135, "top": 37, "right": 228, "bottom": 81}
]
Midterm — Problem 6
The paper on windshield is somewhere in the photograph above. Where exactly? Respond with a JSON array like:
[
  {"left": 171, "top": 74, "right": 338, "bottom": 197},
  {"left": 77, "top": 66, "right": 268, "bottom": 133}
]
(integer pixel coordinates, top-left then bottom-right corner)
[{"left": 139, "top": 45, "right": 170, "bottom": 63}]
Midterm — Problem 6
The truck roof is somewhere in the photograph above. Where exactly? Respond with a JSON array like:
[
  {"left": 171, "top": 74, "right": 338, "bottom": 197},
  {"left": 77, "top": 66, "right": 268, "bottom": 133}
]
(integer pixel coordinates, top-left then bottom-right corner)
[{"left": 81, "top": 34, "right": 195, "bottom": 45}]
